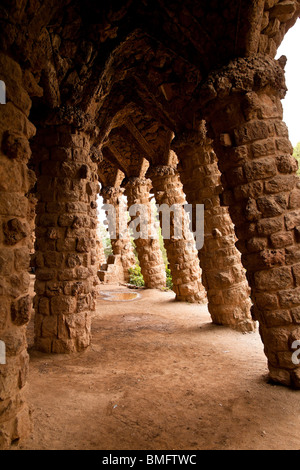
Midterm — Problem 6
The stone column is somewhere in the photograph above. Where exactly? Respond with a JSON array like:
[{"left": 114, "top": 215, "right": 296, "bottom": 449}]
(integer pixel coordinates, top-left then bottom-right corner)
[
  {"left": 172, "top": 130, "right": 254, "bottom": 331},
  {"left": 96, "top": 234, "right": 106, "bottom": 268},
  {"left": 202, "top": 55, "right": 300, "bottom": 387},
  {"left": 148, "top": 165, "right": 206, "bottom": 303},
  {"left": 0, "top": 54, "right": 35, "bottom": 448},
  {"left": 100, "top": 186, "right": 136, "bottom": 282},
  {"left": 124, "top": 177, "right": 166, "bottom": 289},
  {"left": 33, "top": 124, "right": 99, "bottom": 354}
]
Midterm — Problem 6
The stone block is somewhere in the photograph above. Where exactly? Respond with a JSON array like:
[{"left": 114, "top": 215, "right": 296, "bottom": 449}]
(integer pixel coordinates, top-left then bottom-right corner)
[
  {"left": 264, "top": 326, "right": 291, "bottom": 351},
  {"left": 56, "top": 238, "right": 76, "bottom": 252},
  {"left": 36, "top": 269, "right": 56, "bottom": 282},
  {"left": 263, "top": 309, "right": 292, "bottom": 327},
  {"left": 38, "top": 297, "right": 50, "bottom": 316},
  {"left": 275, "top": 138, "right": 293, "bottom": 154},
  {"left": 76, "top": 237, "right": 90, "bottom": 253},
  {"left": 12, "top": 404, "right": 31, "bottom": 444},
  {"left": 255, "top": 292, "right": 279, "bottom": 310},
  {"left": 250, "top": 138, "right": 276, "bottom": 158},
  {"left": 270, "top": 231, "right": 294, "bottom": 248},
  {"left": 256, "top": 194, "right": 287, "bottom": 217},
  {"left": 57, "top": 269, "right": 75, "bottom": 281},
  {"left": 234, "top": 181, "right": 264, "bottom": 201},
  {"left": 14, "top": 248, "right": 30, "bottom": 272},
  {"left": 246, "top": 237, "right": 268, "bottom": 253},
  {"left": 270, "top": 0, "right": 296, "bottom": 22},
  {"left": 243, "top": 158, "right": 277, "bottom": 182},
  {"left": 289, "top": 190, "right": 300, "bottom": 210},
  {"left": 234, "top": 121, "right": 269, "bottom": 145},
  {"left": 268, "top": 366, "right": 291, "bottom": 386},
  {"left": 50, "top": 295, "right": 77, "bottom": 315},
  {"left": 285, "top": 210, "right": 300, "bottom": 231},
  {"left": 0, "top": 195, "right": 27, "bottom": 217},
  {"left": 265, "top": 175, "right": 298, "bottom": 194},
  {"left": 0, "top": 250, "right": 14, "bottom": 276},
  {"left": 11, "top": 295, "right": 31, "bottom": 326},
  {"left": 276, "top": 155, "right": 298, "bottom": 174},
  {"left": 278, "top": 288, "right": 300, "bottom": 308},
  {"left": 257, "top": 216, "right": 284, "bottom": 235},
  {"left": 42, "top": 316, "right": 58, "bottom": 338},
  {"left": 254, "top": 266, "right": 293, "bottom": 291},
  {"left": 44, "top": 252, "right": 63, "bottom": 269}
]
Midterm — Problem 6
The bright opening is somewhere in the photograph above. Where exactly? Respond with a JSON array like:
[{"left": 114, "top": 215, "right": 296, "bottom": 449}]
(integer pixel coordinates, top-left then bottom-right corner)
[{"left": 276, "top": 20, "right": 300, "bottom": 149}]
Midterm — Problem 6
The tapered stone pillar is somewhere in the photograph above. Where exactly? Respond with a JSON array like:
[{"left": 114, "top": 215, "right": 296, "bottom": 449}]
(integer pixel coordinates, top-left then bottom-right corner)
[
  {"left": 172, "top": 130, "right": 254, "bottom": 331},
  {"left": 96, "top": 234, "right": 106, "bottom": 268},
  {"left": 201, "top": 55, "right": 300, "bottom": 387},
  {"left": 100, "top": 186, "right": 136, "bottom": 282},
  {"left": 33, "top": 124, "right": 99, "bottom": 354},
  {"left": 124, "top": 177, "right": 166, "bottom": 289},
  {"left": 148, "top": 165, "right": 206, "bottom": 303},
  {"left": 0, "top": 53, "right": 35, "bottom": 448}
]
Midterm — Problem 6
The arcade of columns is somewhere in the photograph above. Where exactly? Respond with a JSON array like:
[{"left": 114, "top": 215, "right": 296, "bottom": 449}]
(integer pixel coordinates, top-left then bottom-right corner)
[{"left": 0, "top": 0, "right": 300, "bottom": 449}]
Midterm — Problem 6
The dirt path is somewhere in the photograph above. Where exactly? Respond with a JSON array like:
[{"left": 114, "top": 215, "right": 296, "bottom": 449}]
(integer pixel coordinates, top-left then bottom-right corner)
[{"left": 20, "top": 281, "right": 300, "bottom": 450}]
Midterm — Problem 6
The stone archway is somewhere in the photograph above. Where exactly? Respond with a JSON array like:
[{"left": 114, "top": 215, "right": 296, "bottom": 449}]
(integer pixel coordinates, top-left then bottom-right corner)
[{"left": 1, "top": 0, "right": 300, "bottom": 450}]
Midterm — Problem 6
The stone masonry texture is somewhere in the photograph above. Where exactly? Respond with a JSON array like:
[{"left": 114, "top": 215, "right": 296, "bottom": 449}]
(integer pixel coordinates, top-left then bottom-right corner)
[{"left": 1, "top": 0, "right": 300, "bottom": 449}]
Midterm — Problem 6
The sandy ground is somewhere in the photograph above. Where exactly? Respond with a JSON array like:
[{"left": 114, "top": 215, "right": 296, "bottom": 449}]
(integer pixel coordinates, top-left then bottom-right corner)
[{"left": 19, "top": 278, "right": 300, "bottom": 450}]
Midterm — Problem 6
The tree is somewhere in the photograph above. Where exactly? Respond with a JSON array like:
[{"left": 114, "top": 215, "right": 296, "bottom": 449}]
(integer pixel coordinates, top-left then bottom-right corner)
[{"left": 293, "top": 142, "right": 300, "bottom": 175}]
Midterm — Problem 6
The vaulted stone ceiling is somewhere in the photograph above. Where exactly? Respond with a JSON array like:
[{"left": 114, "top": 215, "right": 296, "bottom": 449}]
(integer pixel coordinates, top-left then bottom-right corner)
[
  {"left": 1, "top": 0, "right": 300, "bottom": 187},
  {"left": 2, "top": 1, "right": 300, "bottom": 450},
  {"left": 2, "top": 1, "right": 299, "bottom": 113},
  {"left": 97, "top": 157, "right": 124, "bottom": 188}
]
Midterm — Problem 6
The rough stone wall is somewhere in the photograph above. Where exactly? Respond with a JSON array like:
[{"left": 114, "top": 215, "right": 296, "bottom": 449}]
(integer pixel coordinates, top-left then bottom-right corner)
[
  {"left": 124, "top": 177, "right": 166, "bottom": 289},
  {"left": 259, "top": 0, "right": 300, "bottom": 57},
  {"left": 98, "top": 254, "right": 127, "bottom": 284},
  {"left": 172, "top": 131, "right": 255, "bottom": 332},
  {"left": 0, "top": 53, "right": 35, "bottom": 448},
  {"left": 200, "top": 55, "right": 300, "bottom": 387},
  {"left": 100, "top": 186, "right": 136, "bottom": 282},
  {"left": 32, "top": 125, "right": 99, "bottom": 354},
  {"left": 148, "top": 165, "right": 206, "bottom": 303},
  {"left": 0, "top": 0, "right": 300, "bottom": 452}
]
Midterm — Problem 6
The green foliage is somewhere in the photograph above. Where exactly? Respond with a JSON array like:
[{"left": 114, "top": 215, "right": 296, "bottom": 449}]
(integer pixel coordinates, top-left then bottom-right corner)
[
  {"left": 98, "top": 222, "right": 113, "bottom": 259},
  {"left": 128, "top": 263, "right": 173, "bottom": 291},
  {"left": 166, "top": 266, "right": 173, "bottom": 290},
  {"left": 128, "top": 265, "right": 145, "bottom": 287},
  {"left": 293, "top": 142, "right": 300, "bottom": 175}
]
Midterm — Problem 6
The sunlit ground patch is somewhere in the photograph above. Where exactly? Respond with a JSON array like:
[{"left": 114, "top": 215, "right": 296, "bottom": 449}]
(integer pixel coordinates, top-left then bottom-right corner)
[{"left": 99, "top": 291, "right": 140, "bottom": 302}]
